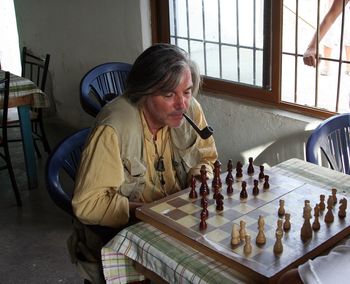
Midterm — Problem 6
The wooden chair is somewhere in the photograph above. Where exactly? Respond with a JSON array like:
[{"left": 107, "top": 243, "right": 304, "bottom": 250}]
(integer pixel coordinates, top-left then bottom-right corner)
[
  {"left": 80, "top": 62, "right": 132, "bottom": 117},
  {"left": 7, "top": 47, "right": 51, "bottom": 158},
  {"left": 306, "top": 113, "right": 350, "bottom": 174},
  {"left": 0, "top": 71, "right": 22, "bottom": 206}
]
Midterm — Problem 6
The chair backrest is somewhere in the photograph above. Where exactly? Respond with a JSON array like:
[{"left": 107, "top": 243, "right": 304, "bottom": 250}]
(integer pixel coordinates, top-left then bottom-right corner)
[
  {"left": 80, "top": 62, "right": 132, "bottom": 117},
  {"left": 306, "top": 113, "right": 350, "bottom": 174},
  {"left": 21, "top": 46, "right": 50, "bottom": 92},
  {"left": 0, "top": 71, "right": 10, "bottom": 145},
  {"left": 45, "top": 127, "right": 91, "bottom": 216}
]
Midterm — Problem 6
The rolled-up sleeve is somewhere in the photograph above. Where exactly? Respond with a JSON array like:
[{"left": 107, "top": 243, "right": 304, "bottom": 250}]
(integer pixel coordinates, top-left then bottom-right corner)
[{"left": 72, "top": 125, "right": 129, "bottom": 228}]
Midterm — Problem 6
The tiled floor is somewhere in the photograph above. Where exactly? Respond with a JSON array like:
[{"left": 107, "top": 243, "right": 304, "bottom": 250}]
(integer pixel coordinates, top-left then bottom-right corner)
[{"left": 0, "top": 116, "right": 83, "bottom": 283}]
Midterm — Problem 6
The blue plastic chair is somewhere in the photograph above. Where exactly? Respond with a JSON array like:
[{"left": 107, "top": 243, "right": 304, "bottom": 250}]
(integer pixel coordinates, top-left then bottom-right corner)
[
  {"left": 306, "top": 113, "right": 350, "bottom": 174},
  {"left": 45, "top": 127, "right": 119, "bottom": 240},
  {"left": 45, "top": 127, "right": 90, "bottom": 216},
  {"left": 80, "top": 62, "right": 132, "bottom": 117}
]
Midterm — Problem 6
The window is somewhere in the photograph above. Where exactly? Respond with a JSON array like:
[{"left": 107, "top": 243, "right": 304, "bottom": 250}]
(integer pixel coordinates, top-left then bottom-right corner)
[{"left": 151, "top": 0, "right": 350, "bottom": 118}]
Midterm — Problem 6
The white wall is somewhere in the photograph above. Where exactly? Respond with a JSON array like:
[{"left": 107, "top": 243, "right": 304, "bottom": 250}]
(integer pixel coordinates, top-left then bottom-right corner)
[{"left": 13, "top": 0, "right": 322, "bottom": 166}]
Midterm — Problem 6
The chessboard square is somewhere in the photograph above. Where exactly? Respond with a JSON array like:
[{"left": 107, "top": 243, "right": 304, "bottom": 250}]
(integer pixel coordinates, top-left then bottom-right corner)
[
  {"left": 193, "top": 198, "right": 215, "bottom": 207},
  {"left": 207, "top": 214, "right": 230, "bottom": 227},
  {"left": 178, "top": 203, "right": 202, "bottom": 214},
  {"left": 240, "top": 215, "right": 259, "bottom": 227},
  {"left": 233, "top": 203, "right": 256, "bottom": 214},
  {"left": 206, "top": 228, "right": 231, "bottom": 243},
  {"left": 251, "top": 248, "right": 277, "bottom": 265},
  {"left": 258, "top": 191, "right": 277, "bottom": 201},
  {"left": 167, "top": 197, "right": 189, "bottom": 208},
  {"left": 220, "top": 208, "right": 244, "bottom": 220},
  {"left": 224, "top": 197, "right": 241, "bottom": 207},
  {"left": 246, "top": 197, "right": 267, "bottom": 207},
  {"left": 150, "top": 203, "right": 176, "bottom": 214},
  {"left": 164, "top": 208, "right": 189, "bottom": 220},
  {"left": 260, "top": 203, "right": 277, "bottom": 215},
  {"left": 177, "top": 215, "right": 200, "bottom": 228}
]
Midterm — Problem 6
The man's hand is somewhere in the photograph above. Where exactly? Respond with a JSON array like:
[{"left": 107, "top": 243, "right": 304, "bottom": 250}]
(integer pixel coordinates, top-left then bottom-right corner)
[{"left": 303, "top": 46, "right": 318, "bottom": 67}]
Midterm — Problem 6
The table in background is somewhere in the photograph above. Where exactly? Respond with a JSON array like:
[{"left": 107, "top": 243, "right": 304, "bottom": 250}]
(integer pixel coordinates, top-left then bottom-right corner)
[
  {"left": 0, "top": 70, "right": 50, "bottom": 189},
  {"left": 102, "top": 158, "right": 350, "bottom": 284}
]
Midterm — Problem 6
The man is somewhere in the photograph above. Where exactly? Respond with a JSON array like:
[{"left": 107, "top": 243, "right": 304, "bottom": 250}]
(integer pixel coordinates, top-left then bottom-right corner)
[{"left": 69, "top": 43, "right": 218, "bottom": 283}]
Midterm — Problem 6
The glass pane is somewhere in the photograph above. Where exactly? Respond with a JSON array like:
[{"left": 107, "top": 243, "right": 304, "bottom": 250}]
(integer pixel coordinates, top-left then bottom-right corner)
[
  {"left": 174, "top": 0, "right": 188, "bottom": 38},
  {"left": 190, "top": 40, "right": 205, "bottom": 75},
  {"left": 177, "top": 38, "right": 189, "bottom": 53},
  {"left": 206, "top": 43, "right": 220, "bottom": 78},
  {"left": 238, "top": 0, "right": 254, "bottom": 47},
  {"left": 169, "top": 0, "right": 175, "bottom": 37},
  {"left": 255, "top": 0, "right": 264, "bottom": 48},
  {"left": 220, "top": 0, "right": 237, "bottom": 44},
  {"left": 281, "top": 54, "right": 297, "bottom": 103},
  {"left": 204, "top": 0, "right": 219, "bottom": 42},
  {"left": 222, "top": 45, "right": 238, "bottom": 81},
  {"left": 169, "top": 0, "right": 266, "bottom": 88},
  {"left": 188, "top": 0, "right": 203, "bottom": 40},
  {"left": 239, "top": 48, "right": 254, "bottom": 85}
]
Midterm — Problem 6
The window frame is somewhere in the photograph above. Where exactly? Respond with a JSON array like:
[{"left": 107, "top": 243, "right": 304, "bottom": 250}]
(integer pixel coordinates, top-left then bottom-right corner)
[{"left": 150, "top": 0, "right": 336, "bottom": 119}]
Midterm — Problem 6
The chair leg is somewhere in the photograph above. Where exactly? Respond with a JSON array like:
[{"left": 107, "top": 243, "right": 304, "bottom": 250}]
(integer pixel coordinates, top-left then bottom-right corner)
[
  {"left": 33, "top": 138, "right": 42, "bottom": 158},
  {"left": 3, "top": 144, "right": 22, "bottom": 207},
  {"left": 37, "top": 119, "right": 51, "bottom": 154}
]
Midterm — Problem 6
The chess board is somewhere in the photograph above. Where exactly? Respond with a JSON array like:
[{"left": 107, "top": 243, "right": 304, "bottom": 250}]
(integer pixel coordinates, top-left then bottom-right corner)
[{"left": 136, "top": 165, "right": 350, "bottom": 283}]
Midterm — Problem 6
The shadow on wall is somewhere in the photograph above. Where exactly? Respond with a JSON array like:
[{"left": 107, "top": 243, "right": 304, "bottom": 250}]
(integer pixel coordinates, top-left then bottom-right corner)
[{"left": 254, "top": 130, "right": 312, "bottom": 167}]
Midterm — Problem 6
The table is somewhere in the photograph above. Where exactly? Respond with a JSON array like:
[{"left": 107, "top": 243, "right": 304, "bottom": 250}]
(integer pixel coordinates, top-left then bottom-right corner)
[
  {"left": 101, "top": 159, "right": 350, "bottom": 283},
  {"left": 0, "top": 70, "right": 50, "bottom": 189}
]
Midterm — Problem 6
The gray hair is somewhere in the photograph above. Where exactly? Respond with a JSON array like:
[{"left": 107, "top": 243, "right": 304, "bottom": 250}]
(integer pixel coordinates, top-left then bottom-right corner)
[{"left": 124, "top": 43, "right": 201, "bottom": 104}]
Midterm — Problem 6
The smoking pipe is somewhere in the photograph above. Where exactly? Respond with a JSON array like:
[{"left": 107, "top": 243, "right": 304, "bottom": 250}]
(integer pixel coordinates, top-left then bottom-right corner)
[{"left": 183, "top": 113, "right": 214, "bottom": 139}]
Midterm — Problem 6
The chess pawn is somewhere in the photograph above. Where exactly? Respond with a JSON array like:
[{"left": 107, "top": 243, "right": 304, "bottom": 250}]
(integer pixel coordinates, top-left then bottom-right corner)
[
  {"left": 239, "top": 220, "right": 247, "bottom": 241},
  {"left": 312, "top": 204, "right": 320, "bottom": 231},
  {"left": 189, "top": 175, "right": 198, "bottom": 199},
  {"left": 324, "top": 195, "right": 334, "bottom": 224},
  {"left": 215, "top": 193, "right": 224, "bottom": 211},
  {"left": 236, "top": 161, "right": 243, "bottom": 179},
  {"left": 273, "top": 230, "right": 283, "bottom": 254},
  {"left": 199, "top": 210, "right": 207, "bottom": 230},
  {"left": 283, "top": 213, "right": 291, "bottom": 231},
  {"left": 252, "top": 179, "right": 259, "bottom": 196},
  {"left": 331, "top": 188, "right": 337, "bottom": 204},
  {"left": 247, "top": 157, "right": 254, "bottom": 176},
  {"left": 240, "top": 181, "right": 248, "bottom": 201},
  {"left": 338, "top": 198, "right": 347, "bottom": 219},
  {"left": 263, "top": 175, "right": 270, "bottom": 190},
  {"left": 319, "top": 194, "right": 326, "bottom": 211},
  {"left": 278, "top": 199, "right": 285, "bottom": 217},
  {"left": 258, "top": 165, "right": 265, "bottom": 180},
  {"left": 256, "top": 215, "right": 266, "bottom": 245},
  {"left": 244, "top": 234, "right": 252, "bottom": 255},
  {"left": 231, "top": 223, "right": 240, "bottom": 245},
  {"left": 227, "top": 178, "right": 234, "bottom": 195},
  {"left": 276, "top": 218, "right": 284, "bottom": 237},
  {"left": 226, "top": 159, "right": 234, "bottom": 185}
]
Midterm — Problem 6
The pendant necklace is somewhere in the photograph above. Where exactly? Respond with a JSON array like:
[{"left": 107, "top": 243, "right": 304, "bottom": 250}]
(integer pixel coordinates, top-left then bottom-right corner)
[{"left": 153, "top": 129, "right": 168, "bottom": 189}]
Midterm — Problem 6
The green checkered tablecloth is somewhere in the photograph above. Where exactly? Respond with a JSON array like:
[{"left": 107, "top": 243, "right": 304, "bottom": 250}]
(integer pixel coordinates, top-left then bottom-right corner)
[
  {"left": 101, "top": 158, "right": 350, "bottom": 283},
  {"left": 0, "top": 70, "right": 49, "bottom": 108}
]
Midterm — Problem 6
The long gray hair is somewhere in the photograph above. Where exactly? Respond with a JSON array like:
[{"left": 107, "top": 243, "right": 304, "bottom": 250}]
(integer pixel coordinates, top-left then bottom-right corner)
[{"left": 124, "top": 43, "right": 201, "bottom": 104}]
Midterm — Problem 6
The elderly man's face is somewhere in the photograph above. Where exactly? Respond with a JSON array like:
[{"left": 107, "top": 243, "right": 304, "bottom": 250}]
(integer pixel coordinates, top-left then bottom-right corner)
[{"left": 143, "top": 66, "right": 193, "bottom": 133}]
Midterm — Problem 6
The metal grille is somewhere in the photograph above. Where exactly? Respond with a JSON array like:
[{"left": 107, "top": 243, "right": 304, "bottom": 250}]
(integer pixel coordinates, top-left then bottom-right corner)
[{"left": 169, "top": 0, "right": 270, "bottom": 88}]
